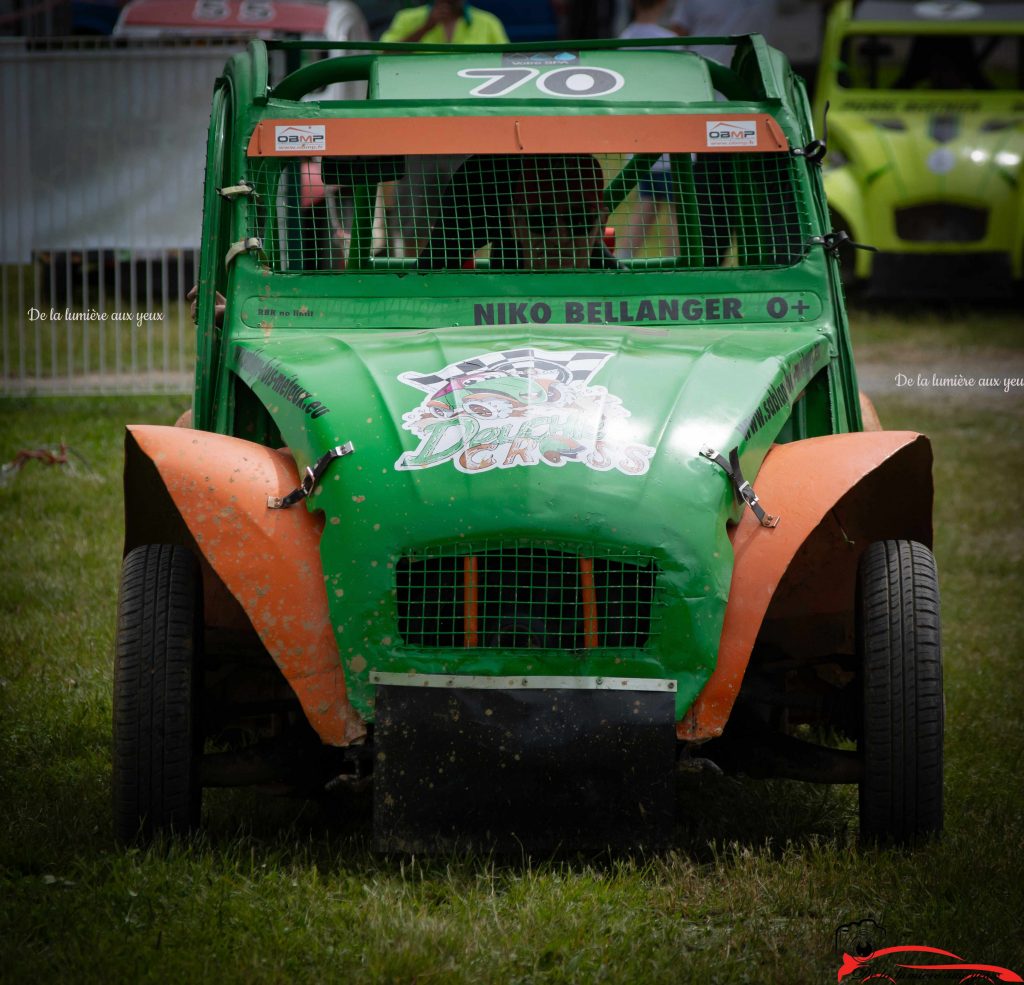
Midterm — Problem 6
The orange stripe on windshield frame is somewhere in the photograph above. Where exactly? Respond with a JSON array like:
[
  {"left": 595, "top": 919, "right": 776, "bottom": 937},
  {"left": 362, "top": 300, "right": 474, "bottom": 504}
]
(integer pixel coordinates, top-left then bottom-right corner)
[{"left": 248, "top": 114, "right": 789, "bottom": 157}]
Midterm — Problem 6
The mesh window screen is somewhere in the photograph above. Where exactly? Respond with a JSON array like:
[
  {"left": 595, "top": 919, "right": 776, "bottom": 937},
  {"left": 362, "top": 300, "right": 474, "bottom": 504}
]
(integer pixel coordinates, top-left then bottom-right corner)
[
  {"left": 395, "top": 546, "right": 660, "bottom": 651},
  {"left": 249, "top": 151, "right": 809, "bottom": 273}
]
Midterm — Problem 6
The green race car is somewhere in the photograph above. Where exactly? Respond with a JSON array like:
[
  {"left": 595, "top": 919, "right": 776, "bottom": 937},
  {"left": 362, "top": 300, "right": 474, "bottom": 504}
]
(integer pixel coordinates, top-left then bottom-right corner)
[
  {"left": 814, "top": 0, "right": 1024, "bottom": 297},
  {"left": 114, "top": 36, "right": 943, "bottom": 851}
]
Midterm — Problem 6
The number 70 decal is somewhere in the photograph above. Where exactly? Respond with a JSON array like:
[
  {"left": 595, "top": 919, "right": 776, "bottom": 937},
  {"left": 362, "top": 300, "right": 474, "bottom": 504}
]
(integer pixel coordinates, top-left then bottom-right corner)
[{"left": 458, "top": 66, "right": 625, "bottom": 98}]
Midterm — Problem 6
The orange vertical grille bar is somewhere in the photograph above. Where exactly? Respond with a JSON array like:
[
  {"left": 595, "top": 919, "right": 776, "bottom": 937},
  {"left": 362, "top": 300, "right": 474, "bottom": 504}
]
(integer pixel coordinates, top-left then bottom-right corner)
[
  {"left": 463, "top": 555, "right": 479, "bottom": 647},
  {"left": 580, "top": 557, "right": 599, "bottom": 649}
]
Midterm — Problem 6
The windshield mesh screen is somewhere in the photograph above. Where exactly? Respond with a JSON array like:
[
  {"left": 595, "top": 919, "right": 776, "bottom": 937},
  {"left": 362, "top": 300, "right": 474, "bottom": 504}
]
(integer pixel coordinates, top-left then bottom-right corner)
[
  {"left": 248, "top": 151, "right": 809, "bottom": 273},
  {"left": 395, "top": 546, "right": 661, "bottom": 651},
  {"left": 838, "top": 33, "right": 1023, "bottom": 91}
]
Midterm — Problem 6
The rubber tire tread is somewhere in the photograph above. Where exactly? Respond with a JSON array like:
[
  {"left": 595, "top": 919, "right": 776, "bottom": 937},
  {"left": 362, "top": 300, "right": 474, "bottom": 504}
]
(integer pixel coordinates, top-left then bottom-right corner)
[
  {"left": 857, "top": 540, "right": 943, "bottom": 844},
  {"left": 113, "top": 544, "right": 202, "bottom": 842}
]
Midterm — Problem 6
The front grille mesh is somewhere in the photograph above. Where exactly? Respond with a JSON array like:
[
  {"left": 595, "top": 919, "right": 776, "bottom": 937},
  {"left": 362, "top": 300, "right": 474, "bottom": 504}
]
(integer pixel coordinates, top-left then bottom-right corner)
[
  {"left": 396, "top": 546, "right": 659, "bottom": 650},
  {"left": 895, "top": 204, "right": 988, "bottom": 243}
]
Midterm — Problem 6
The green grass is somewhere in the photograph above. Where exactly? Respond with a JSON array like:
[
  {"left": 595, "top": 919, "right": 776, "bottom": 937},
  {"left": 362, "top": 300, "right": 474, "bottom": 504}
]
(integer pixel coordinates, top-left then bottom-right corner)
[
  {"left": 1, "top": 312, "right": 1023, "bottom": 983},
  {"left": 848, "top": 299, "right": 1024, "bottom": 352}
]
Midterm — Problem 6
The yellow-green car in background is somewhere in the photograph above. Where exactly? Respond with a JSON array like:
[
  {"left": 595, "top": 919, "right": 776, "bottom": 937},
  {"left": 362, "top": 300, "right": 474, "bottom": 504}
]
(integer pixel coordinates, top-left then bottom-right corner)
[{"left": 815, "top": 0, "right": 1024, "bottom": 297}]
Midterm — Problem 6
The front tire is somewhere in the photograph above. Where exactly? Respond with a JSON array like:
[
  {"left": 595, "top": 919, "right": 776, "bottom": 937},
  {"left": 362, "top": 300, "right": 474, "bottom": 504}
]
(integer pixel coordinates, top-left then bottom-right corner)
[
  {"left": 857, "top": 540, "right": 943, "bottom": 845},
  {"left": 113, "top": 544, "right": 203, "bottom": 842}
]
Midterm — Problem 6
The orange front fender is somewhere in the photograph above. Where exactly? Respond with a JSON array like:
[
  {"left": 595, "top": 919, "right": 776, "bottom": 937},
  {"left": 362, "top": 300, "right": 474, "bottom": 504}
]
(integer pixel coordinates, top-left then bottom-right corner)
[
  {"left": 679, "top": 431, "right": 933, "bottom": 741},
  {"left": 124, "top": 425, "right": 364, "bottom": 746}
]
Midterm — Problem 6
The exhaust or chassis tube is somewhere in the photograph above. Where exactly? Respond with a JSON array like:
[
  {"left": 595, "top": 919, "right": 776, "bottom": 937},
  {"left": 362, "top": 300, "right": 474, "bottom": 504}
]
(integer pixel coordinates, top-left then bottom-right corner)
[
  {"left": 371, "top": 674, "right": 678, "bottom": 853},
  {"left": 703, "top": 721, "right": 863, "bottom": 785},
  {"left": 199, "top": 733, "right": 369, "bottom": 790}
]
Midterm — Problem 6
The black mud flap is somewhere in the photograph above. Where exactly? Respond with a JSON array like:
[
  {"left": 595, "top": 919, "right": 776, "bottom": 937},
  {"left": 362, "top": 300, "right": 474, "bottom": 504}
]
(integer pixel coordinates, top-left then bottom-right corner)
[{"left": 373, "top": 684, "right": 676, "bottom": 853}]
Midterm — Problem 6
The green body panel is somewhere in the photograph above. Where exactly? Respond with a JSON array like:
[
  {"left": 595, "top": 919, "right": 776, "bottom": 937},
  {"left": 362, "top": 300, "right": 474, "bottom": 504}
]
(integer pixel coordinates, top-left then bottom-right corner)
[
  {"left": 369, "top": 50, "right": 715, "bottom": 104},
  {"left": 231, "top": 324, "right": 832, "bottom": 719},
  {"left": 191, "top": 37, "right": 861, "bottom": 725},
  {"left": 814, "top": 0, "right": 1024, "bottom": 280}
]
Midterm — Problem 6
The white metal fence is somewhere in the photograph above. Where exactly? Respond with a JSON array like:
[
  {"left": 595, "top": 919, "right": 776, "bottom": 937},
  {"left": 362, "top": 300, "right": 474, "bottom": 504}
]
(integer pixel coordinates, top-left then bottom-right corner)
[{"left": 1, "top": 38, "right": 244, "bottom": 395}]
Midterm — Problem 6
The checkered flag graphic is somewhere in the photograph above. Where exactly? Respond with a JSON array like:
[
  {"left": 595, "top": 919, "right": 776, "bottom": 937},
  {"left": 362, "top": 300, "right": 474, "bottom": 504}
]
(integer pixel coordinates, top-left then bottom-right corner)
[{"left": 399, "top": 348, "right": 612, "bottom": 392}]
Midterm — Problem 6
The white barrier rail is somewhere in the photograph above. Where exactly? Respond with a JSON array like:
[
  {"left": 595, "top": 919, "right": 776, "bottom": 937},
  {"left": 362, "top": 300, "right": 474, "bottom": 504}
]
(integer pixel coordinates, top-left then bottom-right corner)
[{"left": 0, "top": 38, "right": 243, "bottom": 395}]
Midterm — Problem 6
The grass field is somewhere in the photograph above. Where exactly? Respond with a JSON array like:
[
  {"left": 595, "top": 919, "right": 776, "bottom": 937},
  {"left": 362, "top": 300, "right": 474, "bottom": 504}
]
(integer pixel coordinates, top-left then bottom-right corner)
[{"left": 1, "top": 304, "right": 1022, "bottom": 984}]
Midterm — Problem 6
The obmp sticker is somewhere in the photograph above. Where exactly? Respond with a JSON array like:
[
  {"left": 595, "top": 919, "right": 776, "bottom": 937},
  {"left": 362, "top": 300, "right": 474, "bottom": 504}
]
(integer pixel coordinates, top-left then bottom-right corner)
[
  {"left": 275, "top": 124, "right": 326, "bottom": 151},
  {"left": 705, "top": 120, "right": 758, "bottom": 148}
]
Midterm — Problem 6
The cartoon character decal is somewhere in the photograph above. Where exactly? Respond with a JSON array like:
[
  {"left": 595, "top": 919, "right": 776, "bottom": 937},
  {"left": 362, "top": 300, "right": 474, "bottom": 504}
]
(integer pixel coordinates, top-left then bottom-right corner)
[{"left": 395, "top": 348, "right": 655, "bottom": 476}]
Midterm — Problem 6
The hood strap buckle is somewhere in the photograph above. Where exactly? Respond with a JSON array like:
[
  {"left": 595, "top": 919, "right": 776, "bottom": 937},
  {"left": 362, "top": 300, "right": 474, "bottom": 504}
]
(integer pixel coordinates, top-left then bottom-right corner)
[
  {"left": 268, "top": 442, "right": 355, "bottom": 510},
  {"left": 791, "top": 100, "right": 830, "bottom": 165},
  {"left": 700, "top": 445, "right": 779, "bottom": 528},
  {"left": 810, "top": 230, "right": 878, "bottom": 258},
  {"left": 217, "top": 180, "right": 257, "bottom": 201},
  {"left": 225, "top": 237, "right": 266, "bottom": 270}
]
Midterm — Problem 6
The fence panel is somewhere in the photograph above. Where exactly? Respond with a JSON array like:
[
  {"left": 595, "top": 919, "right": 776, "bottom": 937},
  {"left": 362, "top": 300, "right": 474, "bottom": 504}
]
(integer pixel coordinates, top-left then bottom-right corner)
[{"left": 1, "top": 38, "right": 244, "bottom": 395}]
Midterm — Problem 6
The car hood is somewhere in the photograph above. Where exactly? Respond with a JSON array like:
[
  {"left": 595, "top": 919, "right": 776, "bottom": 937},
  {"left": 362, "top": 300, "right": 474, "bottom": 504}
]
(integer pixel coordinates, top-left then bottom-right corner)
[
  {"left": 231, "top": 324, "right": 831, "bottom": 719},
  {"left": 828, "top": 103, "right": 1023, "bottom": 203}
]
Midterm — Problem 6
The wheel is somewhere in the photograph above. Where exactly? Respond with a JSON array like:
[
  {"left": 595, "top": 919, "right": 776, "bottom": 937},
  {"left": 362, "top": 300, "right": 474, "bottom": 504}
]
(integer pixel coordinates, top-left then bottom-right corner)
[
  {"left": 857, "top": 540, "right": 943, "bottom": 844},
  {"left": 113, "top": 544, "right": 203, "bottom": 842}
]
